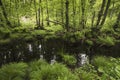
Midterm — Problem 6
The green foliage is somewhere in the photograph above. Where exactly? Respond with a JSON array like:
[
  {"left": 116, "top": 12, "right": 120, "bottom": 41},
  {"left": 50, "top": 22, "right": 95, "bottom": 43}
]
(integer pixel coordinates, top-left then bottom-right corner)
[
  {"left": 0, "top": 39, "right": 11, "bottom": 44},
  {"left": 0, "top": 8, "right": 8, "bottom": 27},
  {"left": 0, "top": 0, "right": 120, "bottom": 79},
  {"left": 0, "top": 27, "right": 11, "bottom": 44},
  {"left": 92, "top": 56, "right": 109, "bottom": 67},
  {"left": 75, "top": 64, "right": 100, "bottom": 80},
  {"left": 62, "top": 54, "right": 77, "bottom": 66},
  {"left": 12, "top": 27, "right": 30, "bottom": 33},
  {"left": 9, "top": 33, "right": 29, "bottom": 41},
  {"left": 97, "top": 36, "right": 116, "bottom": 46},
  {"left": 24, "top": 35, "right": 34, "bottom": 41},
  {"left": 29, "top": 59, "right": 49, "bottom": 71},
  {"left": 0, "top": 27, "right": 10, "bottom": 39},
  {"left": 29, "top": 60, "right": 78, "bottom": 80},
  {"left": 32, "top": 30, "right": 47, "bottom": 37},
  {"left": 0, "top": 62, "right": 28, "bottom": 80},
  {"left": 92, "top": 56, "right": 120, "bottom": 80},
  {"left": 45, "top": 25, "right": 63, "bottom": 32},
  {"left": 0, "top": 58, "right": 120, "bottom": 80},
  {"left": 85, "top": 39, "right": 93, "bottom": 46},
  {"left": 74, "top": 31, "right": 85, "bottom": 40},
  {"left": 63, "top": 32, "right": 85, "bottom": 43},
  {"left": 0, "top": 0, "right": 120, "bottom": 47}
]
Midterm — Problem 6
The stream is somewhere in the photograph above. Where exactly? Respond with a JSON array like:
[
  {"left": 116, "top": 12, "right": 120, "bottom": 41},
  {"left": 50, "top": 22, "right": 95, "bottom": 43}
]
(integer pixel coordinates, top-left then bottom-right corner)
[{"left": 0, "top": 38, "right": 120, "bottom": 66}]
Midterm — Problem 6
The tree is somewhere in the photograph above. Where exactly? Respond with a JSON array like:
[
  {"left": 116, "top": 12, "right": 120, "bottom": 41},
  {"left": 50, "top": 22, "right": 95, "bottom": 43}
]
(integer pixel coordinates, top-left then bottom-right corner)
[
  {"left": 100, "top": 0, "right": 111, "bottom": 26},
  {"left": 61, "top": 0, "right": 64, "bottom": 28},
  {"left": 72, "top": 0, "right": 76, "bottom": 29},
  {"left": 81, "top": 0, "right": 86, "bottom": 29},
  {"left": 46, "top": 0, "right": 50, "bottom": 26},
  {"left": 34, "top": 0, "right": 38, "bottom": 27},
  {"left": 0, "top": 0, "right": 12, "bottom": 27},
  {"left": 65, "top": 0, "right": 69, "bottom": 31},
  {"left": 113, "top": 12, "right": 120, "bottom": 32},
  {"left": 38, "top": 0, "right": 41, "bottom": 29},
  {"left": 96, "top": 0, "right": 106, "bottom": 27},
  {"left": 15, "top": 0, "right": 20, "bottom": 26}
]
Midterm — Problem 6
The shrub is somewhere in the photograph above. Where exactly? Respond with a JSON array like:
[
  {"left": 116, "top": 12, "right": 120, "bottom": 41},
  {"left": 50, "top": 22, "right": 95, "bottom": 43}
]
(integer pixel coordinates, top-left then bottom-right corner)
[
  {"left": 0, "top": 57, "right": 119, "bottom": 80},
  {"left": 29, "top": 60, "right": 78, "bottom": 80},
  {"left": 92, "top": 56, "right": 109, "bottom": 68},
  {"left": 97, "top": 36, "right": 116, "bottom": 46},
  {"left": 29, "top": 59, "right": 48, "bottom": 71},
  {"left": 92, "top": 56, "right": 120, "bottom": 80},
  {"left": 0, "top": 62, "right": 28, "bottom": 80},
  {"left": 62, "top": 54, "right": 77, "bottom": 66},
  {"left": 75, "top": 64, "right": 100, "bottom": 80}
]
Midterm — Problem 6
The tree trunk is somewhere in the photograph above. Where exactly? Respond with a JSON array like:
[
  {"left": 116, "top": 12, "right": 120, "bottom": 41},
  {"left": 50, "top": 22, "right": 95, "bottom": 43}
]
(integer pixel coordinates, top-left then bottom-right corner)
[
  {"left": 41, "top": 7, "right": 44, "bottom": 27},
  {"left": 113, "top": 12, "right": 120, "bottom": 31},
  {"left": 34, "top": 0, "right": 38, "bottom": 26},
  {"left": 96, "top": 0, "right": 106, "bottom": 27},
  {"left": 0, "top": 0, "right": 12, "bottom": 27},
  {"left": 46, "top": 0, "right": 50, "bottom": 26},
  {"left": 100, "top": 0, "right": 111, "bottom": 26},
  {"left": 15, "top": 0, "right": 20, "bottom": 26},
  {"left": 61, "top": 0, "right": 64, "bottom": 28},
  {"left": 41, "top": 2, "right": 44, "bottom": 27},
  {"left": 38, "top": 0, "right": 41, "bottom": 29},
  {"left": 81, "top": 0, "right": 86, "bottom": 29},
  {"left": 65, "top": 0, "right": 69, "bottom": 31},
  {"left": 72, "top": 0, "right": 76, "bottom": 28},
  {"left": 79, "top": 0, "right": 81, "bottom": 27},
  {"left": 9, "top": 0, "right": 12, "bottom": 17},
  {"left": 91, "top": 11, "right": 95, "bottom": 27},
  {"left": 55, "top": 9, "right": 58, "bottom": 25}
]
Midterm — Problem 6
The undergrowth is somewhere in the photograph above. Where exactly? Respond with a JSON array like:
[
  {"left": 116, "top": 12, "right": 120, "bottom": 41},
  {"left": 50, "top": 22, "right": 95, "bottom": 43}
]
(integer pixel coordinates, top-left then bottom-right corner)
[{"left": 0, "top": 56, "right": 119, "bottom": 80}]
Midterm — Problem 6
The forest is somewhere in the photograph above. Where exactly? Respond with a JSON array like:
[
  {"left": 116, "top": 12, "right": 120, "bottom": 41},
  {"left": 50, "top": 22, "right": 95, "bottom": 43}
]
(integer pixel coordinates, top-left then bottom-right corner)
[{"left": 0, "top": 0, "right": 120, "bottom": 80}]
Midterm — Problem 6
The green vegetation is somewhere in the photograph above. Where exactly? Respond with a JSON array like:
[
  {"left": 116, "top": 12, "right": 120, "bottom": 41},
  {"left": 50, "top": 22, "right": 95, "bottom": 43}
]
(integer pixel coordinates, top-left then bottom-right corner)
[
  {"left": 0, "top": 0, "right": 119, "bottom": 45},
  {"left": 0, "top": 63, "right": 28, "bottom": 80},
  {"left": 62, "top": 54, "right": 77, "bottom": 66},
  {"left": 0, "top": 56, "right": 120, "bottom": 80},
  {"left": 0, "top": 0, "right": 120, "bottom": 79},
  {"left": 92, "top": 56, "right": 120, "bottom": 80}
]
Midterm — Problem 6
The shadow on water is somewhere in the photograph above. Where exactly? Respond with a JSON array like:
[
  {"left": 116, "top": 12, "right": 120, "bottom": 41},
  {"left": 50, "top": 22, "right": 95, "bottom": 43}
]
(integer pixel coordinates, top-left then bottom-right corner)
[
  {"left": 0, "top": 39, "right": 120, "bottom": 66},
  {"left": 0, "top": 39, "right": 65, "bottom": 66}
]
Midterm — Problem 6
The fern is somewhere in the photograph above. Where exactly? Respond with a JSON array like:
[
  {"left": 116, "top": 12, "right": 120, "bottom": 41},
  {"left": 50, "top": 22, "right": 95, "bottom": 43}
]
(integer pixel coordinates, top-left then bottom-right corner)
[
  {"left": 92, "top": 56, "right": 120, "bottom": 80},
  {"left": 29, "top": 60, "right": 78, "bottom": 80},
  {"left": 98, "top": 36, "right": 116, "bottom": 46},
  {"left": 62, "top": 54, "right": 77, "bottom": 66},
  {"left": 0, "top": 62, "right": 28, "bottom": 80}
]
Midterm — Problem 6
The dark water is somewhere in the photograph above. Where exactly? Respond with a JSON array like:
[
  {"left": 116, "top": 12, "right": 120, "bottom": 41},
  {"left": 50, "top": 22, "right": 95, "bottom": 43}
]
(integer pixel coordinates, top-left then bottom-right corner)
[
  {"left": 0, "top": 39, "right": 120, "bottom": 66},
  {"left": 0, "top": 39, "right": 66, "bottom": 66}
]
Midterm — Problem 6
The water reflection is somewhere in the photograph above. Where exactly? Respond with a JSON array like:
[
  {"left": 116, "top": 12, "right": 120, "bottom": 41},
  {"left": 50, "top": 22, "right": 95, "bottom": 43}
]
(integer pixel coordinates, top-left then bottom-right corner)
[
  {"left": 38, "top": 44, "right": 41, "bottom": 50},
  {"left": 0, "top": 39, "right": 119, "bottom": 66},
  {"left": 0, "top": 39, "right": 65, "bottom": 66},
  {"left": 40, "top": 54, "right": 43, "bottom": 60},
  {"left": 28, "top": 44, "right": 32, "bottom": 52},
  {"left": 50, "top": 55, "right": 56, "bottom": 65}
]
